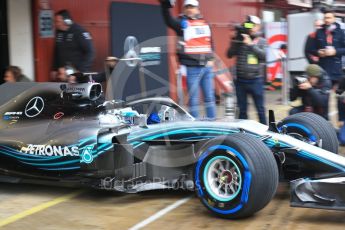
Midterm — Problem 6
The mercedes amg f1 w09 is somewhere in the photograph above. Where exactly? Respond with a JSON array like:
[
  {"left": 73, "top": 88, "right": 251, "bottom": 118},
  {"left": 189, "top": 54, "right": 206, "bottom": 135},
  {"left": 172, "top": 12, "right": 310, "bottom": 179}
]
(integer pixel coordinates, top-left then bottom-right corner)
[{"left": 0, "top": 82, "right": 345, "bottom": 219}]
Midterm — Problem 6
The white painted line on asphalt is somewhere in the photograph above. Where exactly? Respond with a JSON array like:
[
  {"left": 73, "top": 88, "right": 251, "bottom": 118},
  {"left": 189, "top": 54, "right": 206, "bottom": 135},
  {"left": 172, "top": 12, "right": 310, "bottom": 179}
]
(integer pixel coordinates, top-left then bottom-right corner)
[{"left": 129, "top": 196, "right": 193, "bottom": 230}]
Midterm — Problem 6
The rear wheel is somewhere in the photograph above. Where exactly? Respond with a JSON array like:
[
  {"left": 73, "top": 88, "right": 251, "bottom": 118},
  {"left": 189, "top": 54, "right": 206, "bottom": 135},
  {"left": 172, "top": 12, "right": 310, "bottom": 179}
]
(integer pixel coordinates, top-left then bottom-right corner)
[
  {"left": 278, "top": 112, "right": 338, "bottom": 154},
  {"left": 194, "top": 133, "right": 279, "bottom": 219}
]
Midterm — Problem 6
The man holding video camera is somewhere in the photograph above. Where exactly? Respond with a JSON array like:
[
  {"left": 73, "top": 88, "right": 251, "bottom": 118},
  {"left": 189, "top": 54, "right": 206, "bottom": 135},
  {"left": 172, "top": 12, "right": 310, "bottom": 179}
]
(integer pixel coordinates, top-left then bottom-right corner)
[
  {"left": 290, "top": 64, "right": 331, "bottom": 120},
  {"left": 159, "top": 0, "right": 216, "bottom": 120},
  {"left": 227, "top": 16, "right": 267, "bottom": 124}
]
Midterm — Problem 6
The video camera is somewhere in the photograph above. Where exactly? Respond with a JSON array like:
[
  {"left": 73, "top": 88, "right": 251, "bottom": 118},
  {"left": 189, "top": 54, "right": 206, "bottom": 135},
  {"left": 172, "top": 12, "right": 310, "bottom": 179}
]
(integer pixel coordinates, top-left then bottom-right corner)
[
  {"left": 233, "top": 16, "right": 257, "bottom": 42},
  {"left": 234, "top": 25, "right": 250, "bottom": 42},
  {"left": 294, "top": 75, "right": 309, "bottom": 87}
]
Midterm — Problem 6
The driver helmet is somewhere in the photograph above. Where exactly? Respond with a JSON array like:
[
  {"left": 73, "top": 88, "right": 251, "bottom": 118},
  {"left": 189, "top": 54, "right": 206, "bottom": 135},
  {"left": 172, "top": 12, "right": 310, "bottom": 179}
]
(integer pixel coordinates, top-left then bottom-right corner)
[{"left": 147, "top": 113, "right": 161, "bottom": 125}]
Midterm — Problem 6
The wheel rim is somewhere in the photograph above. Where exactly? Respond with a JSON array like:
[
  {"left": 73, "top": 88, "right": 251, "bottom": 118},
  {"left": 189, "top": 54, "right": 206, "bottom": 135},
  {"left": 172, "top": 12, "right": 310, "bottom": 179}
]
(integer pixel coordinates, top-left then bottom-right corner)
[
  {"left": 281, "top": 123, "right": 317, "bottom": 143},
  {"left": 203, "top": 156, "right": 242, "bottom": 202},
  {"left": 287, "top": 132, "right": 310, "bottom": 142}
]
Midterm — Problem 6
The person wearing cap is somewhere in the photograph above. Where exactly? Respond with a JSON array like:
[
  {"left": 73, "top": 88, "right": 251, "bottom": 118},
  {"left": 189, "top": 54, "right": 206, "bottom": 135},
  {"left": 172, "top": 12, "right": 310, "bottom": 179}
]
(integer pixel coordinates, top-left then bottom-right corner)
[
  {"left": 159, "top": 0, "right": 216, "bottom": 120},
  {"left": 93, "top": 56, "right": 119, "bottom": 83},
  {"left": 289, "top": 64, "right": 332, "bottom": 120},
  {"left": 227, "top": 15, "right": 268, "bottom": 124}
]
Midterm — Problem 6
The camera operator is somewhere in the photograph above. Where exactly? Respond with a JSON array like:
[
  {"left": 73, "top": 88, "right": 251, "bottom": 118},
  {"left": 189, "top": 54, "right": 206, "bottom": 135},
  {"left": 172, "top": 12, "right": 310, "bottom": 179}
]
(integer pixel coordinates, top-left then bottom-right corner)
[
  {"left": 227, "top": 16, "right": 267, "bottom": 124},
  {"left": 290, "top": 64, "right": 331, "bottom": 120}
]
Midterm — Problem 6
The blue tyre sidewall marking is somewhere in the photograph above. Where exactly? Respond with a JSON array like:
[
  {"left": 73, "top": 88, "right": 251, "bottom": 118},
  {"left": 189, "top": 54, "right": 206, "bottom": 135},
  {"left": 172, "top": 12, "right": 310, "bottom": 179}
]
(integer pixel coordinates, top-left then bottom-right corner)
[
  {"left": 195, "top": 144, "right": 252, "bottom": 215},
  {"left": 280, "top": 123, "right": 317, "bottom": 142},
  {"left": 203, "top": 156, "right": 242, "bottom": 202}
]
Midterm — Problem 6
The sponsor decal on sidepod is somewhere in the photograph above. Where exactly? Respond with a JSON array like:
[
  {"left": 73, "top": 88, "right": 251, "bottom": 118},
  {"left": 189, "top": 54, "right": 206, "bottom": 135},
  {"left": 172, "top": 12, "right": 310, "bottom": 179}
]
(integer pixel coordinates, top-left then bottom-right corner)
[{"left": 20, "top": 145, "right": 79, "bottom": 157}]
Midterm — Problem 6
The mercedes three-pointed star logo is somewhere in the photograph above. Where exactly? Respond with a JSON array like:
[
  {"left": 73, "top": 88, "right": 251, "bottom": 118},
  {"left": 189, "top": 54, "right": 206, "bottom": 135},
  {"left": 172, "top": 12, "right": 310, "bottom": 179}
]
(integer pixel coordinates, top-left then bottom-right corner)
[{"left": 25, "top": 97, "right": 45, "bottom": 118}]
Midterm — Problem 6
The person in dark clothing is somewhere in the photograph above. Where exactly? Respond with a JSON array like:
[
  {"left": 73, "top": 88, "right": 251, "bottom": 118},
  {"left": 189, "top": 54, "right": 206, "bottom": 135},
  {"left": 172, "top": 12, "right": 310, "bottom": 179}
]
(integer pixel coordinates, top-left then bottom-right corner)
[
  {"left": 51, "top": 9, "right": 95, "bottom": 82},
  {"left": 311, "top": 10, "right": 345, "bottom": 86},
  {"left": 290, "top": 64, "right": 331, "bottom": 120},
  {"left": 336, "top": 77, "right": 345, "bottom": 125},
  {"left": 159, "top": 0, "right": 216, "bottom": 119},
  {"left": 336, "top": 77, "right": 345, "bottom": 143},
  {"left": 311, "top": 10, "right": 345, "bottom": 123},
  {"left": 305, "top": 19, "right": 323, "bottom": 64},
  {"left": 4, "top": 66, "right": 31, "bottom": 83},
  {"left": 227, "top": 15, "right": 267, "bottom": 124}
]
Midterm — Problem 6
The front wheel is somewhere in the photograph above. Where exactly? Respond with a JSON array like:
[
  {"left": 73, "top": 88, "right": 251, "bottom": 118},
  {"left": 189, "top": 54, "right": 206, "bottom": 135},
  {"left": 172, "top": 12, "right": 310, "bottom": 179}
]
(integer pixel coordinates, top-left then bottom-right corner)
[
  {"left": 278, "top": 112, "right": 338, "bottom": 154},
  {"left": 194, "top": 133, "right": 279, "bottom": 219}
]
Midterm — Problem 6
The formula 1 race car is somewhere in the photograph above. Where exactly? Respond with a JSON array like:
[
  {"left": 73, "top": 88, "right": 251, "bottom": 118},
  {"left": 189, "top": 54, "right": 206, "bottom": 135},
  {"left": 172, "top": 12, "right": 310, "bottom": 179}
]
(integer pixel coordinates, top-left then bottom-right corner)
[{"left": 0, "top": 81, "right": 345, "bottom": 219}]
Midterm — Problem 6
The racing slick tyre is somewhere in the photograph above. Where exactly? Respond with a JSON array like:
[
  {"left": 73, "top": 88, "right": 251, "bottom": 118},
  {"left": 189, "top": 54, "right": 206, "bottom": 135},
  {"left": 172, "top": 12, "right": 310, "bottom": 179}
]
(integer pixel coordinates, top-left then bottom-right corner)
[
  {"left": 278, "top": 112, "right": 338, "bottom": 154},
  {"left": 194, "top": 133, "right": 279, "bottom": 219}
]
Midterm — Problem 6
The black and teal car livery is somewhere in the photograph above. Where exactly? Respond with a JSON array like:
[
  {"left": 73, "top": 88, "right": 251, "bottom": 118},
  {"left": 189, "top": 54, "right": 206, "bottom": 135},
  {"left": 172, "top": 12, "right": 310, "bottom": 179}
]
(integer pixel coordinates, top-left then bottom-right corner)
[{"left": 0, "top": 82, "right": 345, "bottom": 219}]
